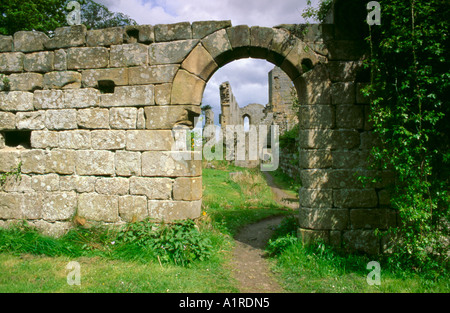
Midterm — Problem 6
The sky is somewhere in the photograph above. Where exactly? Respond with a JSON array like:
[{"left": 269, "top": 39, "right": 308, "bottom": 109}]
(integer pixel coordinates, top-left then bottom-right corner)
[{"left": 96, "top": 0, "right": 318, "bottom": 124}]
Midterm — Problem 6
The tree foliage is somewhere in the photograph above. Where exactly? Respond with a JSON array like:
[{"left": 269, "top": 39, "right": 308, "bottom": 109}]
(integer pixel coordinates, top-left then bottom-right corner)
[
  {"left": 304, "top": 0, "right": 449, "bottom": 273},
  {"left": 0, "top": 0, "right": 137, "bottom": 36}
]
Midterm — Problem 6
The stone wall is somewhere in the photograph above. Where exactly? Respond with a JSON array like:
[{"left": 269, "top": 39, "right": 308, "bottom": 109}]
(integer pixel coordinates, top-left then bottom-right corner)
[{"left": 0, "top": 15, "right": 394, "bottom": 254}]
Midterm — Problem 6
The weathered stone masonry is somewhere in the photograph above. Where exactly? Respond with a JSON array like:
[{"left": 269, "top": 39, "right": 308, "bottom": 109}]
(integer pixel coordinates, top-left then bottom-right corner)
[{"left": 0, "top": 11, "right": 396, "bottom": 253}]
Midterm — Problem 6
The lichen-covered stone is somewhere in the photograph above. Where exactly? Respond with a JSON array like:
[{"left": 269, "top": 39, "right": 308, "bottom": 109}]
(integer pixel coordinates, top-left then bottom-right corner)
[
  {"left": 78, "top": 193, "right": 119, "bottom": 222},
  {"left": 58, "top": 130, "right": 91, "bottom": 150},
  {"left": 119, "top": 195, "right": 148, "bottom": 222},
  {"left": 192, "top": 21, "right": 231, "bottom": 39},
  {"left": 44, "top": 109, "right": 77, "bottom": 130},
  {"left": 9, "top": 73, "right": 43, "bottom": 91},
  {"left": 24, "top": 51, "right": 54, "bottom": 72},
  {"left": 149, "top": 40, "right": 198, "bottom": 64},
  {"left": 115, "top": 151, "right": 141, "bottom": 177},
  {"left": 76, "top": 150, "right": 115, "bottom": 176},
  {"left": 86, "top": 27, "right": 124, "bottom": 47},
  {"left": 13, "top": 31, "right": 49, "bottom": 52},
  {"left": 67, "top": 47, "right": 109, "bottom": 69},
  {"left": 109, "top": 107, "right": 137, "bottom": 129},
  {"left": 77, "top": 108, "right": 110, "bottom": 129},
  {"left": 154, "top": 22, "right": 192, "bottom": 42},
  {"left": 91, "top": 130, "right": 126, "bottom": 150},
  {"left": 44, "top": 25, "right": 87, "bottom": 49},
  {"left": 0, "top": 52, "right": 24, "bottom": 72},
  {"left": 126, "top": 130, "right": 174, "bottom": 151},
  {"left": 43, "top": 71, "right": 81, "bottom": 89},
  {"left": 128, "top": 65, "right": 178, "bottom": 85},
  {"left": 42, "top": 192, "right": 77, "bottom": 221},
  {"left": 110, "top": 43, "right": 148, "bottom": 67},
  {"left": 0, "top": 91, "right": 34, "bottom": 111},
  {"left": 16, "top": 111, "right": 45, "bottom": 130},
  {"left": 129, "top": 177, "right": 172, "bottom": 200}
]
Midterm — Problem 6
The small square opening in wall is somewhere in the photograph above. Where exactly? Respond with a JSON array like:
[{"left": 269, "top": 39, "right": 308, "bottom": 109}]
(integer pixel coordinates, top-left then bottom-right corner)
[
  {"left": 3, "top": 131, "right": 32, "bottom": 148},
  {"left": 98, "top": 80, "right": 116, "bottom": 94}
]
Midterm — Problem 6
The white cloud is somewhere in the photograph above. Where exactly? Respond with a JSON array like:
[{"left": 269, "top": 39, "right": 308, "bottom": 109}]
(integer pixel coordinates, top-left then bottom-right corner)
[{"left": 96, "top": 0, "right": 312, "bottom": 26}]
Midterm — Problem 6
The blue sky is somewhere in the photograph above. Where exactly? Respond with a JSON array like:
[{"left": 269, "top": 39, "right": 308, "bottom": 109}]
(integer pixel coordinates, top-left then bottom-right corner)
[{"left": 96, "top": 0, "right": 316, "bottom": 123}]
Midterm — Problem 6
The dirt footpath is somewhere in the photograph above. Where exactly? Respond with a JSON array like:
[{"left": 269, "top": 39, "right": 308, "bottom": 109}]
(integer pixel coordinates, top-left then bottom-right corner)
[{"left": 230, "top": 216, "right": 286, "bottom": 293}]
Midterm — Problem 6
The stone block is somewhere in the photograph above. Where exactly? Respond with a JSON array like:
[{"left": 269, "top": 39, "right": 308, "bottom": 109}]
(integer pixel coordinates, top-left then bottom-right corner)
[
  {"left": 31, "top": 131, "right": 59, "bottom": 149},
  {"left": 298, "top": 228, "right": 330, "bottom": 245},
  {"left": 173, "top": 177, "right": 202, "bottom": 201},
  {"left": 0, "top": 52, "right": 24, "bottom": 73},
  {"left": 44, "top": 25, "right": 87, "bottom": 49},
  {"left": 16, "top": 111, "right": 45, "bottom": 130},
  {"left": 137, "top": 108, "right": 145, "bottom": 129},
  {"left": 77, "top": 108, "right": 110, "bottom": 129},
  {"left": 13, "top": 31, "right": 49, "bottom": 52},
  {"left": 249, "top": 26, "right": 275, "bottom": 59},
  {"left": 299, "top": 105, "right": 335, "bottom": 129},
  {"left": 181, "top": 44, "right": 218, "bottom": 81},
  {"left": 129, "top": 177, "right": 173, "bottom": 200},
  {"left": 31, "top": 174, "right": 60, "bottom": 192},
  {"left": 128, "top": 65, "right": 178, "bottom": 85},
  {"left": 54, "top": 49, "right": 67, "bottom": 71},
  {"left": 119, "top": 195, "right": 148, "bottom": 222},
  {"left": 141, "top": 151, "right": 202, "bottom": 177},
  {"left": 171, "top": 69, "right": 205, "bottom": 105},
  {"left": 226, "top": 25, "right": 250, "bottom": 49},
  {"left": 64, "top": 88, "right": 101, "bottom": 108},
  {"left": 44, "top": 109, "right": 77, "bottom": 130},
  {"left": 0, "top": 91, "right": 34, "bottom": 111},
  {"left": 76, "top": 150, "right": 115, "bottom": 176},
  {"left": 299, "top": 207, "right": 349, "bottom": 230},
  {"left": 43, "top": 71, "right": 81, "bottom": 89},
  {"left": 192, "top": 21, "right": 231, "bottom": 39},
  {"left": 60, "top": 175, "right": 97, "bottom": 193},
  {"left": 95, "top": 177, "right": 129, "bottom": 195},
  {"left": 299, "top": 188, "right": 333, "bottom": 208},
  {"left": 329, "top": 169, "right": 365, "bottom": 189},
  {"left": 110, "top": 43, "right": 148, "bottom": 67},
  {"left": 67, "top": 47, "right": 109, "bottom": 69},
  {"left": 154, "top": 84, "right": 172, "bottom": 105},
  {"left": 46, "top": 149, "right": 76, "bottom": 175},
  {"left": 267, "top": 28, "right": 295, "bottom": 66},
  {"left": 126, "top": 130, "right": 174, "bottom": 151},
  {"left": 32, "top": 220, "right": 71, "bottom": 238},
  {"left": 201, "top": 29, "right": 232, "bottom": 65},
  {"left": 294, "top": 64, "right": 331, "bottom": 105},
  {"left": 115, "top": 151, "right": 141, "bottom": 177},
  {"left": 8, "top": 73, "right": 43, "bottom": 91},
  {"left": 154, "top": 22, "right": 192, "bottom": 42},
  {"left": 110, "top": 107, "right": 137, "bottom": 129},
  {"left": 327, "top": 40, "right": 365, "bottom": 61},
  {"left": 58, "top": 130, "right": 91, "bottom": 149},
  {"left": 82, "top": 68, "right": 129, "bottom": 88},
  {"left": 350, "top": 208, "right": 397, "bottom": 230},
  {"left": 20, "top": 150, "right": 46, "bottom": 174},
  {"left": 0, "top": 35, "right": 13, "bottom": 52},
  {"left": 149, "top": 39, "right": 198, "bottom": 64},
  {"left": 282, "top": 39, "right": 320, "bottom": 79},
  {"left": 327, "top": 61, "right": 363, "bottom": 82},
  {"left": 0, "top": 193, "right": 23, "bottom": 219},
  {"left": 342, "top": 230, "right": 379, "bottom": 254},
  {"left": 298, "top": 129, "right": 333, "bottom": 149},
  {"left": 33, "top": 90, "right": 64, "bottom": 109},
  {"left": 147, "top": 200, "right": 202, "bottom": 222},
  {"left": 299, "top": 149, "right": 332, "bottom": 169},
  {"left": 300, "top": 169, "right": 331, "bottom": 189},
  {"left": 124, "top": 25, "right": 155, "bottom": 44},
  {"left": 331, "top": 149, "right": 370, "bottom": 169},
  {"left": 2, "top": 174, "right": 32, "bottom": 193},
  {"left": 78, "top": 193, "right": 119, "bottom": 222},
  {"left": 0, "top": 112, "right": 16, "bottom": 130},
  {"left": 336, "top": 105, "right": 364, "bottom": 129},
  {"left": 100, "top": 85, "right": 154, "bottom": 107},
  {"left": 360, "top": 131, "right": 381, "bottom": 150},
  {"left": 24, "top": 51, "right": 54, "bottom": 72},
  {"left": 331, "top": 82, "right": 356, "bottom": 104},
  {"left": 86, "top": 27, "right": 124, "bottom": 46},
  {"left": 42, "top": 192, "right": 77, "bottom": 221},
  {"left": 91, "top": 130, "right": 126, "bottom": 150},
  {"left": 21, "top": 193, "right": 43, "bottom": 220},
  {"left": 333, "top": 189, "right": 378, "bottom": 208}
]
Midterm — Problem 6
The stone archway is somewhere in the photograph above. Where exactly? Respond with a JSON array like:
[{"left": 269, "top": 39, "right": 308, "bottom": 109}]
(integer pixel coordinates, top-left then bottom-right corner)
[{"left": 0, "top": 18, "right": 396, "bottom": 253}]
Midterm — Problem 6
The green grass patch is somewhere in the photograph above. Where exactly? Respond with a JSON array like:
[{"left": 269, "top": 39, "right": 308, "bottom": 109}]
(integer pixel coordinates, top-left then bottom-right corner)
[
  {"left": 202, "top": 161, "right": 292, "bottom": 236},
  {"left": 266, "top": 216, "right": 450, "bottom": 293},
  {"left": 267, "top": 168, "right": 301, "bottom": 199}
]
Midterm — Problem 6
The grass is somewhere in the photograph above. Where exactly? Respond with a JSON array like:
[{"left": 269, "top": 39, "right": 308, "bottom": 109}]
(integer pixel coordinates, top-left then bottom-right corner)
[
  {"left": 267, "top": 167, "right": 301, "bottom": 199},
  {"left": 0, "top": 160, "right": 448, "bottom": 293}
]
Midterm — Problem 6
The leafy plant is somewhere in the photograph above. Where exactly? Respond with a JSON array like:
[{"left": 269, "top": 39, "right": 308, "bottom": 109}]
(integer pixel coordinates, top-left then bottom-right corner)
[{"left": 0, "top": 162, "right": 22, "bottom": 187}]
